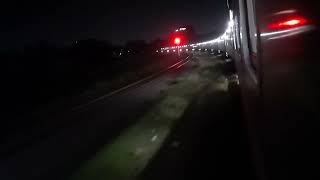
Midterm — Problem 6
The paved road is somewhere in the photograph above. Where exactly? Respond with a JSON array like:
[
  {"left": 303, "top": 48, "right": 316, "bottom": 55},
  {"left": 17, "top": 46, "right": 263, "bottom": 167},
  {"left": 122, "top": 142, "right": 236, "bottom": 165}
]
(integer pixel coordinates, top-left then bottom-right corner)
[{"left": 0, "top": 57, "right": 194, "bottom": 180}]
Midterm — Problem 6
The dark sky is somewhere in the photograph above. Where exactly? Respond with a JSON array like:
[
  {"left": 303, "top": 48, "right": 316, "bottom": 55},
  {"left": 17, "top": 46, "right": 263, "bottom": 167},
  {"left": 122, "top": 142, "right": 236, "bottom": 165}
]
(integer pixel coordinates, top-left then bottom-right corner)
[{"left": 1, "top": 0, "right": 228, "bottom": 49}]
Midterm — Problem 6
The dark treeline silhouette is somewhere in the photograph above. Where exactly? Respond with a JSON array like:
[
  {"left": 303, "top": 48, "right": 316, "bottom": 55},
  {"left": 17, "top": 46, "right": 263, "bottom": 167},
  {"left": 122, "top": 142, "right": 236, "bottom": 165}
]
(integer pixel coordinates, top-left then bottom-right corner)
[
  {"left": 0, "top": 38, "right": 166, "bottom": 136},
  {"left": 2, "top": 40, "right": 117, "bottom": 110}
]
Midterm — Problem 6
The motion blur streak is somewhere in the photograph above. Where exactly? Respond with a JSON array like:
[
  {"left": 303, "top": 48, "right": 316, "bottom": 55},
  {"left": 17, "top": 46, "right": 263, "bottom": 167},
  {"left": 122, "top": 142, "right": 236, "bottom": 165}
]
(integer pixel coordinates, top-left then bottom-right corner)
[{"left": 261, "top": 25, "right": 315, "bottom": 40}]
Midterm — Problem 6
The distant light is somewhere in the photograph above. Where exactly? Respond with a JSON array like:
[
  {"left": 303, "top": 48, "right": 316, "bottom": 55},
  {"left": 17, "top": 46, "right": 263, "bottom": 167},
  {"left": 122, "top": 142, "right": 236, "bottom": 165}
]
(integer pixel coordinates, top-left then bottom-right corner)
[
  {"left": 167, "top": 50, "right": 170, "bottom": 53},
  {"left": 205, "top": 49, "right": 207, "bottom": 51},
  {"left": 179, "top": 49, "right": 182, "bottom": 52},
  {"left": 161, "top": 51, "right": 164, "bottom": 53},
  {"left": 156, "top": 50, "right": 159, "bottom": 53},
  {"left": 199, "top": 49, "right": 201, "bottom": 51},
  {"left": 173, "top": 50, "right": 176, "bottom": 52},
  {"left": 175, "top": 27, "right": 187, "bottom": 32},
  {"left": 192, "top": 49, "right": 195, "bottom": 51},
  {"left": 128, "top": 50, "right": 130, "bottom": 53},
  {"left": 186, "top": 49, "right": 189, "bottom": 51}
]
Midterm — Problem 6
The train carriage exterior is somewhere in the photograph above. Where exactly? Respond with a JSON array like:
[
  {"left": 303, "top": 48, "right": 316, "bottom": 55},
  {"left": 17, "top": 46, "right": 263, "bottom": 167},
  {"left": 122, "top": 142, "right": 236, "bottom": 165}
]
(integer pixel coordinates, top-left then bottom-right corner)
[
  {"left": 225, "top": 0, "right": 320, "bottom": 179},
  {"left": 160, "top": 1, "right": 320, "bottom": 178}
]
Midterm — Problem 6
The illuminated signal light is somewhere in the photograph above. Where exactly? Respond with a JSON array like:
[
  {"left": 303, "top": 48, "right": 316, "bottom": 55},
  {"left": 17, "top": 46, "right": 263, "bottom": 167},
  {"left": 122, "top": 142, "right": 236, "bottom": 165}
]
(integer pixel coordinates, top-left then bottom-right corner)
[
  {"left": 269, "top": 17, "right": 308, "bottom": 30},
  {"left": 174, "top": 37, "right": 181, "bottom": 45}
]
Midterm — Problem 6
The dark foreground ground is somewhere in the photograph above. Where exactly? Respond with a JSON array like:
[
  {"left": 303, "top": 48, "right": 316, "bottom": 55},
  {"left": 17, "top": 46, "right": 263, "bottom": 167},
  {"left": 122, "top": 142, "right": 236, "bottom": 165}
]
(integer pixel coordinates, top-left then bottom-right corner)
[
  {"left": 1, "top": 54, "right": 257, "bottom": 180},
  {"left": 141, "top": 55, "right": 256, "bottom": 180},
  {"left": 0, "top": 55, "right": 193, "bottom": 180}
]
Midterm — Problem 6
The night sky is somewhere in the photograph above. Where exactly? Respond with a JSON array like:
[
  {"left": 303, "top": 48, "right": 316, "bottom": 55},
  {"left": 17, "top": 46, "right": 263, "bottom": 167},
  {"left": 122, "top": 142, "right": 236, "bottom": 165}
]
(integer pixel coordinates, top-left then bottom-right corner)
[{"left": 1, "top": 0, "right": 228, "bottom": 50}]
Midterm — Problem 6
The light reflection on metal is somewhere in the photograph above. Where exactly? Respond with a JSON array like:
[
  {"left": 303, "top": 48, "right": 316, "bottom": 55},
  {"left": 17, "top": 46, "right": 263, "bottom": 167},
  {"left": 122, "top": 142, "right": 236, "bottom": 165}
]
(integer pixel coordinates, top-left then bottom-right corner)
[
  {"left": 261, "top": 25, "right": 314, "bottom": 40},
  {"left": 269, "top": 17, "right": 308, "bottom": 30},
  {"left": 273, "top": 9, "right": 297, "bottom": 15},
  {"left": 229, "top": 10, "right": 234, "bottom": 20}
]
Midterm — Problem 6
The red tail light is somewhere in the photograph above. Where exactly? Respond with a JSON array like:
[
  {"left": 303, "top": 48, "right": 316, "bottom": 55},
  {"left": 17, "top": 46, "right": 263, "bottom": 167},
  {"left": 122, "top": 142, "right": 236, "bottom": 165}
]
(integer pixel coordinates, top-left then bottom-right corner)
[{"left": 269, "top": 17, "right": 308, "bottom": 30}]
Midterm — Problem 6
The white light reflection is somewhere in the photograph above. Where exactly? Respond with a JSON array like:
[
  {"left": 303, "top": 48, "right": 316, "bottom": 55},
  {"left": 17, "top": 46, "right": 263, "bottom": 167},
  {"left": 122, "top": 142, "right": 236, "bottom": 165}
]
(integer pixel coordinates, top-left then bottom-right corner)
[{"left": 261, "top": 26, "right": 313, "bottom": 40}]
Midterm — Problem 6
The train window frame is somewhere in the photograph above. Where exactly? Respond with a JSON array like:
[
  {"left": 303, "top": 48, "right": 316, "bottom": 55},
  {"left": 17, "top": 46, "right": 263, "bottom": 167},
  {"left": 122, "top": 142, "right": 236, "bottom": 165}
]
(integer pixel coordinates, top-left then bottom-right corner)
[
  {"left": 246, "top": 0, "right": 259, "bottom": 69},
  {"left": 239, "top": 0, "right": 258, "bottom": 84}
]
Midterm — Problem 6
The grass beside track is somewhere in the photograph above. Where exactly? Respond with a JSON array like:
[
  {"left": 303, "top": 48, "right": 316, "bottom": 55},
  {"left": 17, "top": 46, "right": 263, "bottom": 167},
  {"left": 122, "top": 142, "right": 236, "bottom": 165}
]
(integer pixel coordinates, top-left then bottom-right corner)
[{"left": 69, "top": 56, "right": 229, "bottom": 180}]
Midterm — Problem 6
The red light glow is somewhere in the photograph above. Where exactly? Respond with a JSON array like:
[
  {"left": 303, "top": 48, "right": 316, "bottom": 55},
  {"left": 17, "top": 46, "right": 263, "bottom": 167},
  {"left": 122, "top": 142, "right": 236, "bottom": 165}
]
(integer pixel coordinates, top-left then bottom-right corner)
[
  {"left": 174, "top": 37, "right": 181, "bottom": 45},
  {"left": 269, "top": 17, "right": 308, "bottom": 30}
]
